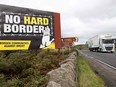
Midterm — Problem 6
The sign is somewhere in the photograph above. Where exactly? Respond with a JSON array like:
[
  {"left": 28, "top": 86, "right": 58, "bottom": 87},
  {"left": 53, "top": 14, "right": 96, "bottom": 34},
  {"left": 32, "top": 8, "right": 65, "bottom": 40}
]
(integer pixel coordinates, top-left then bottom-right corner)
[
  {"left": 0, "top": 4, "right": 61, "bottom": 50},
  {"left": 62, "top": 37, "right": 78, "bottom": 42},
  {"left": 62, "top": 37, "right": 78, "bottom": 47}
]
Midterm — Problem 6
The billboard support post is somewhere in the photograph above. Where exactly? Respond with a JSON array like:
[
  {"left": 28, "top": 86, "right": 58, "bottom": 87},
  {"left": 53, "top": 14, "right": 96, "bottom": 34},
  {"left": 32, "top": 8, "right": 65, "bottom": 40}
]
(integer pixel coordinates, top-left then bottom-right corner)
[
  {"left": 35, "top": 49, "right": 37, "bottom": 56},
  {"left": 58, "top": 48, "right": 61, "bottom": 63}
]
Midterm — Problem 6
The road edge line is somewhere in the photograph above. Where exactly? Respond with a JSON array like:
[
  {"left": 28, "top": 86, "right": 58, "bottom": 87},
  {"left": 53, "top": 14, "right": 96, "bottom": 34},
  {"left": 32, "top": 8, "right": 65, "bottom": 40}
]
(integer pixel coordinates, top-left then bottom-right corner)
[
  {"left": 78, "top": 50, "right": 116, "bottom": 70},
  {"left": 95, "top": 59, "right": 116, "bottom": 70}
]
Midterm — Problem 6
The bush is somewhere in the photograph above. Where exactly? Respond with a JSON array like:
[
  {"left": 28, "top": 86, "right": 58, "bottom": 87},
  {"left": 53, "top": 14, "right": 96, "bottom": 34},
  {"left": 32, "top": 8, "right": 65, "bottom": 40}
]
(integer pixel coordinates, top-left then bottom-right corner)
[
  {"left": 6, "top": 78, "right": 23, "bottom": 87},
  {"left": 0, "top": 49, "right": 69, "bottom": 87},
  {"left": 0, "top": 52, "right": 6, "bottom": 58}
]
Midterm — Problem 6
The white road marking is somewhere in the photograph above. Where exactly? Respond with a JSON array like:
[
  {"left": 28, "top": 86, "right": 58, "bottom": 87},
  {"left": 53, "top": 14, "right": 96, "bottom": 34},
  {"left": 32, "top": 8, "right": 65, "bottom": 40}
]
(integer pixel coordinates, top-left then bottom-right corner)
[
  {"left": 79, "top": 50, "right": 116, "bottom": 70},
  {"left": 95, "top": 59, "right": 116, "bottom": 70}
]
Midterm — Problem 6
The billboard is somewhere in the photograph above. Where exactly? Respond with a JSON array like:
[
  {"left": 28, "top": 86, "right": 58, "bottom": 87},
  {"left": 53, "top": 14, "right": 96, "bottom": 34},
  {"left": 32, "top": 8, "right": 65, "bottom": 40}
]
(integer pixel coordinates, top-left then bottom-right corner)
[{"left": 0, "top": 4, "right": 61, "bottom": 50}]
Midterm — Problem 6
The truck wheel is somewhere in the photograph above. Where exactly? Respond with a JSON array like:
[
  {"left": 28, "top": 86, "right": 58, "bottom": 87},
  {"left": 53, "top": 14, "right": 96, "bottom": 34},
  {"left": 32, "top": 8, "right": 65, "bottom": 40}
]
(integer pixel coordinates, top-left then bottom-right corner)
[
  {"left": 99, "top": 48, "right": 102, "bottom": 52},
  {"left": 111, "top": 51, "right": 113, "bottom": 53},
  {"left": 96, "top": 49, "right": 99, "bottom": 52}
]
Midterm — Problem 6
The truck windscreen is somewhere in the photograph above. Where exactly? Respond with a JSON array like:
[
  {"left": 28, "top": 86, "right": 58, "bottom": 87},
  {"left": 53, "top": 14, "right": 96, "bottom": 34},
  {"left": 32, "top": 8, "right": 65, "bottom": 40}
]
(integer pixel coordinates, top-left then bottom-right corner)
[{"left": 102, "top": 39, "right": 114, "bottom": 44}]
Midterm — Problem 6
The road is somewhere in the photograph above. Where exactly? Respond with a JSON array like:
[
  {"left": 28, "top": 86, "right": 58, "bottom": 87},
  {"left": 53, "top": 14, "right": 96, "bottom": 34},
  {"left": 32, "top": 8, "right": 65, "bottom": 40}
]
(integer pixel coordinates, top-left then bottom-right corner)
[
  {"left": 80, "top": 50, "right": 116, "bottom": 68},
  {"left": 79, "top": 50, "right": 116, "bottom": 87}
]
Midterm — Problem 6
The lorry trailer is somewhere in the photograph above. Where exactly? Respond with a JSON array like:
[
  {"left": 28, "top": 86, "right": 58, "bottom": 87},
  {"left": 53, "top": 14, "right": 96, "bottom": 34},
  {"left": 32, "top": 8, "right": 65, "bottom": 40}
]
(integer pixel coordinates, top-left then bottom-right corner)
[{"left": 88, "top": 34, "right": 115, "bottom": 52}]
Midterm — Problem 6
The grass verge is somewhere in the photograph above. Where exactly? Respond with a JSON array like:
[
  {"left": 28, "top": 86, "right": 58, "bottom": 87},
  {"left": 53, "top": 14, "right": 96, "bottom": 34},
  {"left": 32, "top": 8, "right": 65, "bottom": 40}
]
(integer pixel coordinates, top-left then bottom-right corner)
[{"left": 78, "top": 55, "right": 106, "bottom": 87}]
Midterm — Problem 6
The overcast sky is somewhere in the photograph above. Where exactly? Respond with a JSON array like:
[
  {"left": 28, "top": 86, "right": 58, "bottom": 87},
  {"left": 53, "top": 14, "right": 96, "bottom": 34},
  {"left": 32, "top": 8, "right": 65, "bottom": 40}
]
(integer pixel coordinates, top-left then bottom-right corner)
[{"left": 0, "top": 0, "right": 116, "bottom": 44}]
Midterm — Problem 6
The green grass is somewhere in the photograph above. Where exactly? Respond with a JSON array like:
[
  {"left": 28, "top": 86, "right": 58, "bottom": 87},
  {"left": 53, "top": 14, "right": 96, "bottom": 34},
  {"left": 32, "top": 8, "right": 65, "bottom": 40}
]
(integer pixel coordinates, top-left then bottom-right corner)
[
  {"left": 78, "top": 56, "right": 106, "bottom": 87},
  {"left": 72, "top": 45, "right": 88, "bottom": 50}
]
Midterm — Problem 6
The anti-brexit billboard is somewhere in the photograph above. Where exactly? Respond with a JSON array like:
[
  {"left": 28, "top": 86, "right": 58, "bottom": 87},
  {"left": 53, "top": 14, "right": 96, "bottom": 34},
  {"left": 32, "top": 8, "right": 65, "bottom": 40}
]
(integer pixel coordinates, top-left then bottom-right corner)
[{"left": 0, "top": 4, "right": 61, "bottom": 50}]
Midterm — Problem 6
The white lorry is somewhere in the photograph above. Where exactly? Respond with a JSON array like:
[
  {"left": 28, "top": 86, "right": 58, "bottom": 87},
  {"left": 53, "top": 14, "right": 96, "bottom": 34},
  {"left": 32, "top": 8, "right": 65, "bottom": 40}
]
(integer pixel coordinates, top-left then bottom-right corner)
[{"left": 88, "top": 34, "right": 115, "bottom": 53}]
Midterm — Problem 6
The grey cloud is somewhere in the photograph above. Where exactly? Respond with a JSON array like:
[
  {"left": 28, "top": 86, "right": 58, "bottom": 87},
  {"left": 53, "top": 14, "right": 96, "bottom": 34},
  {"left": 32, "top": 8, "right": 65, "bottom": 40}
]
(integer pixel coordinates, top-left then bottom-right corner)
[
  {"left": 75, "top": 0, "right": 116, "bottom": 22},
  {"left": 0, "top": 0, "right": 116, "bottom": 44}
]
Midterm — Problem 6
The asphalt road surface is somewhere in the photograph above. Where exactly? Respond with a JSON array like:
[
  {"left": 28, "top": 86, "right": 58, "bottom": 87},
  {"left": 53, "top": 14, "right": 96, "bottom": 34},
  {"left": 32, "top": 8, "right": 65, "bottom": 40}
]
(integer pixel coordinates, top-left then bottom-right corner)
[
  {"left": 80, "top": 50, "right": 116, "bottom": 68},
  {"left": 79, "top": 50, "right": 116, "bottom": 87}
]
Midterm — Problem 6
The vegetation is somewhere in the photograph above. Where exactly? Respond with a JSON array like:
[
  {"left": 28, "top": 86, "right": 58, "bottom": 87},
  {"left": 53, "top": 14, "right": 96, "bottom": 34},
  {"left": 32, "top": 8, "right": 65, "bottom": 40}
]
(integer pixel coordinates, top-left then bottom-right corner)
[
  {"left": 0, "top": 49, "right": 69, "bottom": 87},
  {"left": 0, "top": 46, "right": 107, "bottom": 87},
  {"left": 73, "top": 44, "right": 88, "bottom": 50},
  {"left": 77, "top": 55, "right": 106, "bottom": 87}
]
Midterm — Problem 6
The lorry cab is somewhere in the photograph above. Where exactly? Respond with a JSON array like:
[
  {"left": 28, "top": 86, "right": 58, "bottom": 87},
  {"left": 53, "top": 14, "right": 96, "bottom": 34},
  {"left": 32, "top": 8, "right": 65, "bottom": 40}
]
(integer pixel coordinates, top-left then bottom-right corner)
[{"left": 100, "top": 38, "right": 115, "bottom": 52}]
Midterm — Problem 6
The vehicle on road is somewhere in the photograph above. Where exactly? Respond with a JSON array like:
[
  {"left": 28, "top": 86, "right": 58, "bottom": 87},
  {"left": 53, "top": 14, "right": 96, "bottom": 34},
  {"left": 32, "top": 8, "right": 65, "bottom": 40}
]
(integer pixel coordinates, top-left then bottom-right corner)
[{"left": 88, "top": 34, "right": 115, "bottom": 53}]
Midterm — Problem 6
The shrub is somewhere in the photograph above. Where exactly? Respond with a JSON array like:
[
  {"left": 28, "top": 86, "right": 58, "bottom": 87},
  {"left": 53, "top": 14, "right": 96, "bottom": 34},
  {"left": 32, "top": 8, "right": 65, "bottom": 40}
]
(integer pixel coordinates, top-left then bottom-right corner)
[
  {"left": 6, "top": 78, "right": 24, "bottom": 87},
  {"left": 0, "top": 52, "right": 6, "bottom": 58},
  {"left": 0, "top": 49, "right": 69, "bottom": 87}
]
